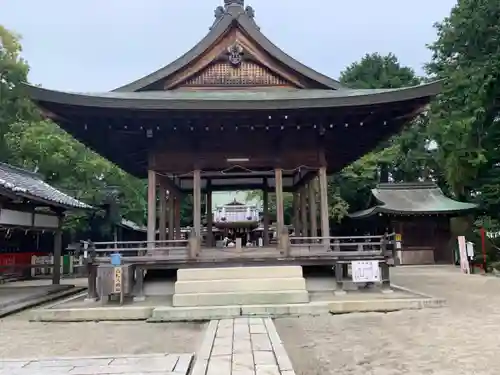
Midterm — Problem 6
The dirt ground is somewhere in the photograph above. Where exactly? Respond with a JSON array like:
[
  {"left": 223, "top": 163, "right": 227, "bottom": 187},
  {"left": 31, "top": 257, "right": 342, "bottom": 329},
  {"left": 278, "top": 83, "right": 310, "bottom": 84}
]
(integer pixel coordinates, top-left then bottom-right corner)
[
  {"left": 275, "top": 266, "right": 500, "bottom": 375},
  {"left": 0, "top": 311, "right": 205, "bottom": 359}
]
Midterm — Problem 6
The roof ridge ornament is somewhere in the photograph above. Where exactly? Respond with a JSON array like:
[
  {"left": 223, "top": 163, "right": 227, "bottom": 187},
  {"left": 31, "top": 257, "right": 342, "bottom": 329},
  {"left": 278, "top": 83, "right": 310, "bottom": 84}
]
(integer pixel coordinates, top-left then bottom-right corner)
[
  {"left": 211, "top": 1, "right": 259, "bottom": 30},
  {"left": 224, "top": 0, "right": 244, "bottom": 7}
]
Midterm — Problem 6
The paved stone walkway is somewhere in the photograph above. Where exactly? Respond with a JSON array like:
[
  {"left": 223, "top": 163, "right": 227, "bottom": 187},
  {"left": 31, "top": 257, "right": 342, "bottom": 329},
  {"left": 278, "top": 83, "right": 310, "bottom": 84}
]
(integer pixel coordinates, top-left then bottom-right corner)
[
  {"left": 193, "top": 317, "right": 295, "bottom": 375},
  {"left": 0, "top": 353, "right": 193, "bottom": 375}
]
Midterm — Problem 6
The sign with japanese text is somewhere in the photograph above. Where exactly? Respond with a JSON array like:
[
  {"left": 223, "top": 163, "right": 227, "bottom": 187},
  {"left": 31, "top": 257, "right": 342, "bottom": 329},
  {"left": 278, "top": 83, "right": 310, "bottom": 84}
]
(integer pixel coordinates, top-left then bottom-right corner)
[
  {"left": 351, "top": 260, "right": 380, "bottom": 283},
  {"left": 113, "top": 267, "right": 122, "bottom": 293}
]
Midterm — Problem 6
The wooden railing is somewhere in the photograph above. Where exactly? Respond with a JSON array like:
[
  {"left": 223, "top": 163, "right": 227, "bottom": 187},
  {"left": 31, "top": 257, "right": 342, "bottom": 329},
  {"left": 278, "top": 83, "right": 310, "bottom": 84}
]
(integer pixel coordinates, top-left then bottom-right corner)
[
  {"left": 79, "top": 233, "right": 395, "bottom": 262},
  {"left": 287, "top": 233, "right": 395, "bottom": 258},
  {"left": 87, "top": 239, "right": 191, "bottom": 262},
  {"left": 80, "top": 233, "right": 396, "bottom": 301}
]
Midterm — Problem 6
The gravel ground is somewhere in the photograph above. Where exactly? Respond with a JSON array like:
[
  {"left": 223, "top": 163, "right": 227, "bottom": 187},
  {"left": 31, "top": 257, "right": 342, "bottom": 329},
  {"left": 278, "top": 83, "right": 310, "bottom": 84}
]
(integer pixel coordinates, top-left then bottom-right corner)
[
  {"left": 275, "top": 266, "right": 500, "bottom": 375},
  {"left": 0, "top": 312, "right": 206, "bottom": 359}
]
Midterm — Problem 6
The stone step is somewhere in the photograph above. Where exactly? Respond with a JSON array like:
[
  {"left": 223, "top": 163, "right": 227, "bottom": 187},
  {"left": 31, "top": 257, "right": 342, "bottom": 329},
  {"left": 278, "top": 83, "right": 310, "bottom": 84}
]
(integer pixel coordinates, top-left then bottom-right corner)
[
  {"left": 173, "top": 290, "right": 309, "bottom": 307},
  {"left": 175, "top": 277, "right": 306, "bottom": 294},
  {"left": 149, "top": 302, "right": 331, "bottom": 321},
  {"left": 177, "top": 266, "right": 303, "bottom": 281}
]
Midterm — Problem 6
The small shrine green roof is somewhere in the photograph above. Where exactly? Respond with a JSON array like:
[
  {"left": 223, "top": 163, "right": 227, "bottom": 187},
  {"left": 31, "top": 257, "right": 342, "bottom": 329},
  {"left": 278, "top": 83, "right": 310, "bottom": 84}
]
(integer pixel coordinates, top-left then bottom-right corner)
[{"left": 348, "top": 182, "right": 478, "bottom": 218}]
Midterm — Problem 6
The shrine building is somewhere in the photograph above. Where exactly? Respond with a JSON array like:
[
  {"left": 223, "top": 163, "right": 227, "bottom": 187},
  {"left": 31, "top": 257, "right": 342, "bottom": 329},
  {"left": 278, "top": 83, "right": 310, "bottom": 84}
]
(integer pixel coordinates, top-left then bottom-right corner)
[{"left": 24, "top": 0, "right": 441, "bottom": 259}]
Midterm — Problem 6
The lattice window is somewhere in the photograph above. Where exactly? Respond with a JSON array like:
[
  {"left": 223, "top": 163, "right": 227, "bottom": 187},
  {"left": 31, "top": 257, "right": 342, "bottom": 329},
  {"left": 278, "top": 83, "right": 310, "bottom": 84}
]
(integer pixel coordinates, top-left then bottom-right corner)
[{"left": 179, "top": 61, "right": 291, "bottom": 87}]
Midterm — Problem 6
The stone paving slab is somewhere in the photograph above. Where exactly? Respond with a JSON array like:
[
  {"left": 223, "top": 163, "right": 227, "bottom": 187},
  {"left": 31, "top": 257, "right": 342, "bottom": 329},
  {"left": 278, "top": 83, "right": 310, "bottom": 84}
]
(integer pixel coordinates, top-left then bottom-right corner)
[
  {"left": 192, "top": 317, "right": 296, "bottom": 375},
  {"left": 0, "top": 284, "right": 85, "bottom": 318},
  {"left": 0, "top": 353, "right": 194, "bottom": 375}
]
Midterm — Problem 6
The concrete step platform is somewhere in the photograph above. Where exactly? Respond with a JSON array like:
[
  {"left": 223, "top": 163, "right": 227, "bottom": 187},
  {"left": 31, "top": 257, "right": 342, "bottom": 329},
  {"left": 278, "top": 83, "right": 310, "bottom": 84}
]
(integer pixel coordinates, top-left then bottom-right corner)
[
  {"left": 174, "top": 277, "right": 306, "bottom": 294},
  {"left": 177, "top": 265, "right": 303, "bottom": 281},
  {"left": 173, "top": 290, "right": 309, "bottom": 307}
]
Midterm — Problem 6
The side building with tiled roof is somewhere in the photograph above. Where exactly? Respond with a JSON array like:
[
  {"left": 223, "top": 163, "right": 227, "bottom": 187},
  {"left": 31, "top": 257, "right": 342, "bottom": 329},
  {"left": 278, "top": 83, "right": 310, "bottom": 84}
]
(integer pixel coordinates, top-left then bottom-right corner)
[
  {"left": 348, "top": 182, "right": 478, "bottom": 265},
  {"left": 0, "top": 162, "right": 90, "bottom": 284}
]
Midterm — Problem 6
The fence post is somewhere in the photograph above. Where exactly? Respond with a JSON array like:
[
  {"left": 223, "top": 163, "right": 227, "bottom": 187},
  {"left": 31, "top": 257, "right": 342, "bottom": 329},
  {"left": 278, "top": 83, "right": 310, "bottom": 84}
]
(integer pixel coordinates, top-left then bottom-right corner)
[
  {"left": 188, "top": 229, "right": 199, "bottom": 259},
  {"left": 334, "top": 262, "right": 346, "bottom": 295},
  {"left": 280, "top": 228, "right": 290, "bottom": 257},
  {"left": 133, "top": 265, "right": 146, "bottom": 302},
  {"left": 31, "top": 255, "right": 37, "bottom": 278},
  {"left": 380, "top": 233, "right": 392, "bottom": 293},
  {"left": 83, "top": 241, "right": 98, "bottom": 302}
]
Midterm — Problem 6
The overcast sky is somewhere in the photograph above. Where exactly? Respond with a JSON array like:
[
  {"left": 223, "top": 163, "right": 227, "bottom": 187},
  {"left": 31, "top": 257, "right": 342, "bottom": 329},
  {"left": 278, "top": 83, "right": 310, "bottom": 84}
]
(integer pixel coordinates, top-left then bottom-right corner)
[{"left": 1, "top": 0, "right": 457, "bottom": 92}]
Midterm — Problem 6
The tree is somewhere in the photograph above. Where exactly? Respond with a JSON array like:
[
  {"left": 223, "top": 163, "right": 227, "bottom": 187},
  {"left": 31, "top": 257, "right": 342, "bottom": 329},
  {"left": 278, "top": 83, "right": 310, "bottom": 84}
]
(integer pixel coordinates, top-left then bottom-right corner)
[
  {"left": 425, "top": 0, "right": 500, "bottom": 206},
  {"left": 341, "top": 53, "right": 421, "bottom": 89},
  {"left": 0, "top": 26, "right": 35, "bottom": 160}
]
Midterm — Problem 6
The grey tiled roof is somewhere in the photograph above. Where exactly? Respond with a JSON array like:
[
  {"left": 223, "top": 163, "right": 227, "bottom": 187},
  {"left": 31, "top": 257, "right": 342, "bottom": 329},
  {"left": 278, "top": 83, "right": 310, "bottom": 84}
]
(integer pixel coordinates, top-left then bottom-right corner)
[{"left": 0, "top": 163, "right": 91, "bottom": 210}]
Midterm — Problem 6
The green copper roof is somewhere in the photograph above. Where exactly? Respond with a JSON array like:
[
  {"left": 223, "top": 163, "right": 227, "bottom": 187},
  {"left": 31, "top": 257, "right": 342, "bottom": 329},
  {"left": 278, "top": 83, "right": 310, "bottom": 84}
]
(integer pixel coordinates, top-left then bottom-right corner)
[{"left": 348, "top": 182, "right": 478, "bottom": 218}]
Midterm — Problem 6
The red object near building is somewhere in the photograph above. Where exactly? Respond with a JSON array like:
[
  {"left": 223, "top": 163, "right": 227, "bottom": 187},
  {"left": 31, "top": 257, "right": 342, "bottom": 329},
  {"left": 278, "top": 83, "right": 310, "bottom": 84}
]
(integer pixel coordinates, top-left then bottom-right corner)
[{"left": 0, "top": 252, "right": 49, "bottom": 278}]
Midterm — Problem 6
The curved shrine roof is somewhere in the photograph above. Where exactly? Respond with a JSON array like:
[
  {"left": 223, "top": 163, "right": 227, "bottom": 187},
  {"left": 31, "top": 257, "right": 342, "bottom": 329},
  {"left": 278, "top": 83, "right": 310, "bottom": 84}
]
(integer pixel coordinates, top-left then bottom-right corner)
[
  {"left": 24, "top": 83, "right": 441, "bottom": 111},
  {"left": 348, "top": 183, "right": 478, "bottom": 218}
]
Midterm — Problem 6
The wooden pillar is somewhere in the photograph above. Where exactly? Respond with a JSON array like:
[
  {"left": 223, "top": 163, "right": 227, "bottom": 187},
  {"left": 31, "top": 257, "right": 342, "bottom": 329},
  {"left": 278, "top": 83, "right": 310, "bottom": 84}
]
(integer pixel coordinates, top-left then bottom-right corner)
[
  {"left": 263, "top": 188, "right": 269, "bottom": 246},
  {"left": 292, "top": 192, "right": 300, "bottom": 236},
  {"left": 174, "top": 195, "right": 182, "bottom": 240},
  {"left": 318, "top": 166, "right": 330, "bottom": 246},
  {"left": 300, "top": 186, "right": 308, "bottom": 237},
  {"left": 274, "top": 168, "right": 284, "bottom": 243},
  {"left": 158, "top": 183, "right": 167, "bottom": 242},
  {"left": 193, "top": 169, "right": 202, "bottom": 238},
  {"left": 168, "top": 193, "right": 174, "bottom": 241},
  {"left": 206, "top": 189, "right": 213, "bottom": 247},
  {"left": 147, "top": 169, "right": 157, "bottom": 249},
  {"left": 52, "top": 215, "right": 63, "bottom": 285},
  {"left": 308, "top": 177, "right": 318, "bottom": 238}
]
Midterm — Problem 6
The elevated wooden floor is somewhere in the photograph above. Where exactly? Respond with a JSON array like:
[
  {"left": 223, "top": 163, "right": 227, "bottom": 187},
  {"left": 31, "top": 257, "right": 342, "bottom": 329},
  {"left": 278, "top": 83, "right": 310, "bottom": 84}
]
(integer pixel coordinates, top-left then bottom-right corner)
[{"left": 89, "top": 235, "right": 392, "bottom": 270}]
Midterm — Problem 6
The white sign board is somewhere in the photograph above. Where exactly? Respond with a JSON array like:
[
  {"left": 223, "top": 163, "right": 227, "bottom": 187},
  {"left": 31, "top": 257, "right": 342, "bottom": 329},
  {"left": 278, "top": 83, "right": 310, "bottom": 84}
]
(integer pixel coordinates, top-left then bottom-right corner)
[
  {"left": 351, "top": 261, "right": 380, "bottom": 283},
  {"left": 466, "top": 241, "right": 475, "bottom": 258}
]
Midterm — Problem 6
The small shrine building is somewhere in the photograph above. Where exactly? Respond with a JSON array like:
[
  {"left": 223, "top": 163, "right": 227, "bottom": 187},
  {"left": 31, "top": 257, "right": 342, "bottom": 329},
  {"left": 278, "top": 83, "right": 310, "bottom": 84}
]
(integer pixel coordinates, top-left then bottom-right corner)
[{"left": 348, "top": 183, "right": 478, "bottom": 265}]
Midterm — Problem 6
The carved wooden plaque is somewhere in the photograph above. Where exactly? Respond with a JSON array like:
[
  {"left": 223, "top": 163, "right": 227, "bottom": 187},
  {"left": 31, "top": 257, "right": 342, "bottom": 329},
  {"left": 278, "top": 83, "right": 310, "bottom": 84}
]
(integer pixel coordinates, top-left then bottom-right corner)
[{"left": 177, "top": 60, "right": 293, "bottom": 88}]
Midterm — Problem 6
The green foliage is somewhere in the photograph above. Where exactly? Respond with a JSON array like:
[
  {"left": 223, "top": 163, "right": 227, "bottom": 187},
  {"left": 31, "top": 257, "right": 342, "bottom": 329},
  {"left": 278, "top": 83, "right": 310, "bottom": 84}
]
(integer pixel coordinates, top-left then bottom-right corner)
[
  {"left": 426, "top": 0, "right": 500, "bottom": 205},
  {"left": 340, "top": 53, "right": 421, "bottom": 89},
  {"left": 0, "top": 26, "right": 34, "bottom": 160}
]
